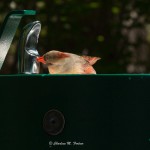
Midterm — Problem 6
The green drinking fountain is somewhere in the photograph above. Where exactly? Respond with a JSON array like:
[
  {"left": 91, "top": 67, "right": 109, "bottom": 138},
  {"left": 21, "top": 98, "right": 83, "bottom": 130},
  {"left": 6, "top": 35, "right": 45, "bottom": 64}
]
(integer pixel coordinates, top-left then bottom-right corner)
[{"left": 0, "top": 10, "right": 150, "bottom": 150}]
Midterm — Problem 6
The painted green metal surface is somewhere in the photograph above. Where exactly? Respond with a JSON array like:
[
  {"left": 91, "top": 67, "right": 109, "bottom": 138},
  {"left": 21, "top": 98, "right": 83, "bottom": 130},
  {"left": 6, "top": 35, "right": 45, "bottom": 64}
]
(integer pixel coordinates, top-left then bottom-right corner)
[
  {"left": 0, "top": 10, "right": 36, "bottom": 69},
  {"left": 0, "top": 74, "right": 150, "bottom": 150}
]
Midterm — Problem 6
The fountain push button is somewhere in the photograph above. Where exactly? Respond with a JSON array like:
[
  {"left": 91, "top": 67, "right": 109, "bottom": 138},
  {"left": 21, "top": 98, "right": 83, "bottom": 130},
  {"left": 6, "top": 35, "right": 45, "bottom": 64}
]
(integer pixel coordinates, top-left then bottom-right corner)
[{"left": 43, "top": 109, "right": 65, "bottom": 135}]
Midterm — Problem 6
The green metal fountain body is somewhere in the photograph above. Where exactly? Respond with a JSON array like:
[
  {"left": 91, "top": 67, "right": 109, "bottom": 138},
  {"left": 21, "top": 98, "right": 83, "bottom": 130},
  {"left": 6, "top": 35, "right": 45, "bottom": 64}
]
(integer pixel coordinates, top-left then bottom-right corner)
[
  {"left": 0, "top": 74, "right": 150, "bottom": 150},
  {"left": 0, "top": 10, "right": 36, "bottom": 69}
]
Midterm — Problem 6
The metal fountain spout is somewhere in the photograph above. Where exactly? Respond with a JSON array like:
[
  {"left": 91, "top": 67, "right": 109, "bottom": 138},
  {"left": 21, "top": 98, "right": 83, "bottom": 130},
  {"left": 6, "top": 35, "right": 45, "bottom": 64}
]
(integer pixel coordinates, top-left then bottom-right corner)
[{"left": 18, "top": 21, "right": 41, "bottom": 74}]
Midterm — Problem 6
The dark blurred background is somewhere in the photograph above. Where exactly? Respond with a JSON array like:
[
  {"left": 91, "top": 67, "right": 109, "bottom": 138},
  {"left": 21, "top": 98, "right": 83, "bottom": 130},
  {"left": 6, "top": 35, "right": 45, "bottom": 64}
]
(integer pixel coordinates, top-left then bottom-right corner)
[{"left": 1, "top": 0, "right": 150, "bottom": 74}]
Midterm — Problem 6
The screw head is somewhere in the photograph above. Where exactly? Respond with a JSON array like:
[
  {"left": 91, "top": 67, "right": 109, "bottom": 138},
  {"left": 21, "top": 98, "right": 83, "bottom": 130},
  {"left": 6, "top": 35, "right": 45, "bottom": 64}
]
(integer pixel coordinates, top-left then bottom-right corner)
[{"left": 43, "top": 109, "right": 65, "bottom": 135}]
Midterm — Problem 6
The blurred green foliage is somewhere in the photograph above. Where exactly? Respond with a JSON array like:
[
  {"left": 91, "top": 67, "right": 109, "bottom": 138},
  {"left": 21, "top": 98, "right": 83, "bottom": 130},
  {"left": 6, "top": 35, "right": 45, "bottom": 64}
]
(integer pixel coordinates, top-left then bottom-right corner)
[{"left": 0, "top": 0, "right": 150, "bottom": 74}]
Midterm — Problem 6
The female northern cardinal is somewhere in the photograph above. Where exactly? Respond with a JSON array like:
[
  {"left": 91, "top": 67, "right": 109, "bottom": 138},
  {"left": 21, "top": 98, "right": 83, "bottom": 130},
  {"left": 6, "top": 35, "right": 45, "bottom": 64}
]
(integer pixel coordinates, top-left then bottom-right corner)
[{"left": 36, "top": 50, "right": 100, "bottom": 74}]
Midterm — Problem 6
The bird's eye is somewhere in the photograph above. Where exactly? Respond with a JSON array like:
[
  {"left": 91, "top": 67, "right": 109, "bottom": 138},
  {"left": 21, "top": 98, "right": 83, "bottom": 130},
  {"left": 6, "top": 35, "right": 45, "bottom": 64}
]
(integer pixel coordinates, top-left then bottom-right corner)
[{"left": 44, "top": 55, "right": 50, "bottom": 60}]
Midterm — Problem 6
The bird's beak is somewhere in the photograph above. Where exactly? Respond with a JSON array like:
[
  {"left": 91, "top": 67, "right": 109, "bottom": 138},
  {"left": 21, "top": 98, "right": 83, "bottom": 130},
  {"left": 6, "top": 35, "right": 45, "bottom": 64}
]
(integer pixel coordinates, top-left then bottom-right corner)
[{"left": 36, "top": 56, "right": 46, "bottom": 64}]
